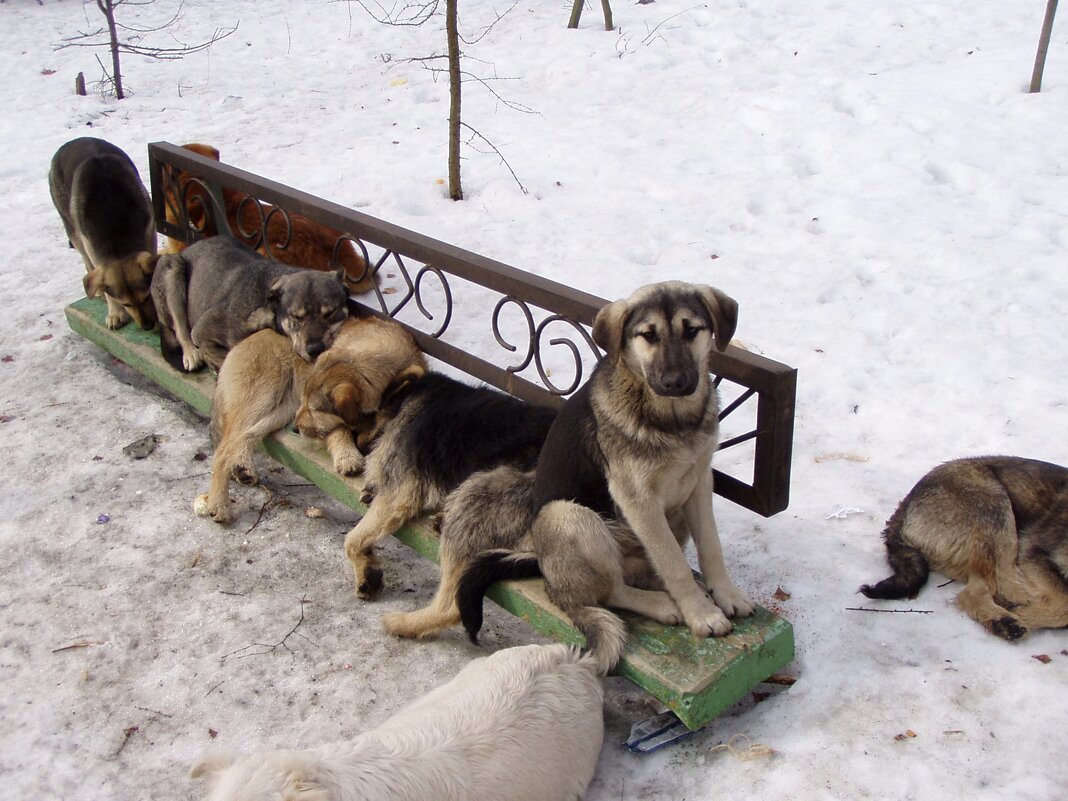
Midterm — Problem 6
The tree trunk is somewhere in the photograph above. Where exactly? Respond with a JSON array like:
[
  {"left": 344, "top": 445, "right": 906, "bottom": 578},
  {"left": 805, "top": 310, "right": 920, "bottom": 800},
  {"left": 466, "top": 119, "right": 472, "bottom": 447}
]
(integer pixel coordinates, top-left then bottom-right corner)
[
  {"left": 568, "top": 0, "right": 613, "bottom": 30},
  {"left": 1030, "top": 0, "right": 1059, "bottom": 93},
  {"left": 600, "top": 0, "right": 614, "bottom": 31},
  {"left": 446, "top": 0, "right": 462, "bottom": 200},
  {"left": 568, "top": 0, "right": 582, "bottom": 29},
  {"left": 98, "top": 0, "right": 124, "bottom": 99}
]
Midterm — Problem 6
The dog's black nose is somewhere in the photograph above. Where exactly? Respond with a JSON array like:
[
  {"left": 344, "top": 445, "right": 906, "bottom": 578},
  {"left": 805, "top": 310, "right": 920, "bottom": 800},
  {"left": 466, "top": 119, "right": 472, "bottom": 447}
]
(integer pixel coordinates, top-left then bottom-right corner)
[
  {"left": 656, "top": 369, "right": 698, "bottom": 397},
  {"left": 306, "top": 342, "right": 327, "bottom": 359}
]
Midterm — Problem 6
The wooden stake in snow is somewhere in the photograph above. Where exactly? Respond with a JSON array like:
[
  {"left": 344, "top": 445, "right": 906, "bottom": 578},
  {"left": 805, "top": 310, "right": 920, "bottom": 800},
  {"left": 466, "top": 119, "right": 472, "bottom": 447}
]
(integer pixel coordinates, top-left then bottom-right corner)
[{"left": 1030, "top": 0, "right": 1060, "bottom": 93}]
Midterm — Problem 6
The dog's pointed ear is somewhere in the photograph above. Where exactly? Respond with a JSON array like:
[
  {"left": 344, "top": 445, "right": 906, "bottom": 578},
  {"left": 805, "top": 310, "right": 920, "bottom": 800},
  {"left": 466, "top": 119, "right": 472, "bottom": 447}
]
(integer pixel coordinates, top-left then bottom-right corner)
[
  {"left": 592, "top": 299, "right": 630, "bottom": 362},
  {"left": 381, "top": 363, "right": 426, "bottom": 407},
  {"left": 266, "top": 275, "right": 287, "bottom": 304},
  {"left": 334, "top": 263, "right": 347, "bottom": 286},
  {"left": 83, "top": 267, "right": 106, "bottom": 299},
  {"left": 189, "top": 750, "right": 236, "bottom": 780},
  {"left": 696, "top": 286, "right": 738, "bottom": 352}
]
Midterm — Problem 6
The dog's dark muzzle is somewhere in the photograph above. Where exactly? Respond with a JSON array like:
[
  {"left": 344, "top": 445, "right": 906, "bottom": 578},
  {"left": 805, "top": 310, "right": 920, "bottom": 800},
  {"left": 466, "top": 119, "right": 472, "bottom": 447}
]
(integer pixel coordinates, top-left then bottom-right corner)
[
  {"left": 649, "top": 344, "right": 701, "bottom": 397},
  {"left": 651, "top": 368, "right": 700, "bottom": 397}
]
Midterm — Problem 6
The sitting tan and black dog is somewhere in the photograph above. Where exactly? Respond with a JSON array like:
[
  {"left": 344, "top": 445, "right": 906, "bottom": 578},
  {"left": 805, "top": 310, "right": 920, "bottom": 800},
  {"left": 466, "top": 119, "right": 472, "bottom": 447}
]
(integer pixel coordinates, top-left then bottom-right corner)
[
  {"left": 151, "top": 236, "right": 349, "bottom": 372},
  {"left": 49, "top": 137, "right": 157, "bottom": 330},
  {"left": 196, "top": 313, "right": 426, "bottom": 526},
  {"left": 861, "top": 456, "right": 1068, "bottom": 640},
  {"left": 387, "top": 281, "right": 754, "bottom": 675}
]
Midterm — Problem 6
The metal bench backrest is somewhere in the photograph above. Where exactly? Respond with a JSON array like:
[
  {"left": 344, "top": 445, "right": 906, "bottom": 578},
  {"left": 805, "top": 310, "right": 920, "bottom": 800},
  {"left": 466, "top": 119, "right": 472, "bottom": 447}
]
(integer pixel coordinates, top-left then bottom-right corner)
[{"left": 148, "top": 141, "right": 796, "bottom": 516}]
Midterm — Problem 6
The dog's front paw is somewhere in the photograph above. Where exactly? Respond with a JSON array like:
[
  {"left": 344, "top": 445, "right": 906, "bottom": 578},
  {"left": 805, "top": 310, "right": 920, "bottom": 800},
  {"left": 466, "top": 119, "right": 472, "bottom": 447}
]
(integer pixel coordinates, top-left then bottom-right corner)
[
  {"left": 333, "top": 452, "right": 364, "bottom": 476},
  {"left": 710, "top": 582, "right": 755, "bottom": 619},
  {"left": 193, "top": 493, "right": 233, "bottom": 526},
  {"left": 680, "top": 595, "right": 732, "bottom": 638},
  {"left": 106, "top": 308, "right": 131, "bottom": 330},
  {"left": 182, "top": 348, "right": 205, "bottom": 372},
  {"left": 990, "top": 615, "right": 1027, "bottom": 641},
  {"left": 688, "top": 608, "right": 732, "bottom": 639}
]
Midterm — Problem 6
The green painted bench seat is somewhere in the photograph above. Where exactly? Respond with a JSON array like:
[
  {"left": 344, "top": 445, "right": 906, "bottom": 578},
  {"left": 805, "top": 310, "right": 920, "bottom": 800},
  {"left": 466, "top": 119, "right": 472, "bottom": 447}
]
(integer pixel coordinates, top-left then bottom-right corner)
[{"left": 66, "top": 296, "right": 794, "bottom": 730}]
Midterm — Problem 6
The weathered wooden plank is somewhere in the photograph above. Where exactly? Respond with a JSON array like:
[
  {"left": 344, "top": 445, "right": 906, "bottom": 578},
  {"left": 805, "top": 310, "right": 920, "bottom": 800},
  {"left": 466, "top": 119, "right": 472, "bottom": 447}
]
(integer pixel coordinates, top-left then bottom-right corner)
[{"left": 65, "top": 297, "right": 795, "bottom": 730}]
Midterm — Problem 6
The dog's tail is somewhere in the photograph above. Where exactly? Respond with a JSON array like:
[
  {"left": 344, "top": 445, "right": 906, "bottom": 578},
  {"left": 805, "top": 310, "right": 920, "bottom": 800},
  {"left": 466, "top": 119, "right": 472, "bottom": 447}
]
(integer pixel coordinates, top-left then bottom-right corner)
[
  {"left": 457, "top": 550, "right": 542, "bottom": 642},
  {"left": 567, "top": 606, "right": 627, "bottom": 676},
  {"left": 457, "top": 549, "right": 627, "bottom": 676},
  {"left": 859, "top": 503, "right": 930, "bottom": 600}
]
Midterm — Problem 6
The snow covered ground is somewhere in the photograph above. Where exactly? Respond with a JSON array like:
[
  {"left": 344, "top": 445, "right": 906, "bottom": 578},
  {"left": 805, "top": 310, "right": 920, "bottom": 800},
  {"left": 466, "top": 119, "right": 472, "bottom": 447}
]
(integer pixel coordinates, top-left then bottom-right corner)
[{"left": 1, "top": 1, "right": 1066, "bottom": 799}]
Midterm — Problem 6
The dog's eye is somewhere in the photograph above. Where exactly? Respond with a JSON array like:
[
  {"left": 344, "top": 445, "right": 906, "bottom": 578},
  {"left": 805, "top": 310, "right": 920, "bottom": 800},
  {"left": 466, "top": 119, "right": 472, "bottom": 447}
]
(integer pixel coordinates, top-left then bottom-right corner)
[
  {"left": 682, "top": 324, "right": 704, "bottom": 341},
  {"left": 637, "top": 330, "right": 658, "bottom": 344}
]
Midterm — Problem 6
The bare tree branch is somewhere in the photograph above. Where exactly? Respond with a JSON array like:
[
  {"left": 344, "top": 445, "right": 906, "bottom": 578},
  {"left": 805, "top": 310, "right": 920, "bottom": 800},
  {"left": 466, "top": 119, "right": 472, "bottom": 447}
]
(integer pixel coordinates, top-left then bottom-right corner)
[
  {"left": 460, "top": 122, "right": 527, "bottom": 195},
  {"left": 54, "top": 0, "right": 238, "bottom": 98}
]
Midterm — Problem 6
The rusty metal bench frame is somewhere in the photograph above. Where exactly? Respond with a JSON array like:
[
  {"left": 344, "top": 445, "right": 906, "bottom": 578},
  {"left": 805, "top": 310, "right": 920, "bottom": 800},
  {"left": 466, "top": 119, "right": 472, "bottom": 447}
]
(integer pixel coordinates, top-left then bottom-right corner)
[{"left": 148, "top": 141, "right": 796, "bottom": 517}]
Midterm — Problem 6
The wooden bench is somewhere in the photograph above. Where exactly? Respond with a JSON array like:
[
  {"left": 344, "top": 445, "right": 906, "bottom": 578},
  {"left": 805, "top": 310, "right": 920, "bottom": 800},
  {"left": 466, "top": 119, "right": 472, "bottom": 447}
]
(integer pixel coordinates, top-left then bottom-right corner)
[{"left": 64, "top": 141, "right": 799, "bottom": 732}]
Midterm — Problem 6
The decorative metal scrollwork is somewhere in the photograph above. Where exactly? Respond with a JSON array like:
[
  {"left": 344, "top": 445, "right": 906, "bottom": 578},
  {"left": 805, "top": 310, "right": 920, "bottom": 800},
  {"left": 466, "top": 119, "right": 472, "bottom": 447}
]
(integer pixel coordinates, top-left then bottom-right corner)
[
  {"left": 492, "top": 298, "right": 602, "bottom": 395},
  {"left": 533, "top": 315, "right": 601, "bottom": 396},
  {"left": 414, "top": 266, "right": 453, "bottom": 339},
  {"left": 492, "top": 296, "right": 537, "bottom": 373}
]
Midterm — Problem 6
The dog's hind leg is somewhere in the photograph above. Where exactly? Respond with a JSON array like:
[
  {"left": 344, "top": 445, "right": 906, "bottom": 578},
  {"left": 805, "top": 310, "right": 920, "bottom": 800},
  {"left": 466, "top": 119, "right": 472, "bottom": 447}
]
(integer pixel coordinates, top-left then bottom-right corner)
[
  {"left": 152, "top": 254, "right": 203, "bottom": 371},
  {"left": 606, "top": 585, "right": 681, "bottom": 626},
  {"left": 1011, "top": 587, "right": 1068, "bottom": 633},
  {"left": 534, "top": 501, "right": 636, "bottom": 674},
  {"left": 382, "top": 550, "right": 464, "bottom": 638},
  {"left": 388, "top": 465, "right": 538, "bottom": 638},
  {"left": 199, "top": 398, "right": 301, "bottom": 526},
  {"left": 955, "top": 573, "right": 1028, "bottom": 640},
  {"left": 198, "top": 429, "right": 262, "bottom": 526},
  {"left": 189, "top": 309, "right": 232, "bottom": 372},
  {"left": 1002, "top": 546, "right": 1068, "bottom": 633},
  {"left": 343, "top": 481, "right": 424, "bottom": 600}
]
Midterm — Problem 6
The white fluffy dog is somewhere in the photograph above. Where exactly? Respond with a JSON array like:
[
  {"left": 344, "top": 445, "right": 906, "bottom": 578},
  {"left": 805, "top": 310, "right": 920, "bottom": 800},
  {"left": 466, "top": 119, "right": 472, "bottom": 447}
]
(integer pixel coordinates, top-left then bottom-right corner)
[{"left": 191, "top": 644, "right": 604, "bottom": 801}]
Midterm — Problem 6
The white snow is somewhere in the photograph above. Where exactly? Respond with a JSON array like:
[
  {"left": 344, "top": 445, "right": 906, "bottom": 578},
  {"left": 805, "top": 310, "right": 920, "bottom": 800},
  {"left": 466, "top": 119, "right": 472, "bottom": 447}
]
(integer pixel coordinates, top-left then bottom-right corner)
[{"left": 1, "top": 1, "right": 1066, "bottom": 800}]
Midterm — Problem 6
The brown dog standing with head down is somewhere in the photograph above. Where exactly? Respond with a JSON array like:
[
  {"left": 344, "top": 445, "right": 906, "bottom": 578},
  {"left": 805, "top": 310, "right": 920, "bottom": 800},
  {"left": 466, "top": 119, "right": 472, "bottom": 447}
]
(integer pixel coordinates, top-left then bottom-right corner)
[{"left": 49, "top": 137, "right": 158, "bottom": 330}]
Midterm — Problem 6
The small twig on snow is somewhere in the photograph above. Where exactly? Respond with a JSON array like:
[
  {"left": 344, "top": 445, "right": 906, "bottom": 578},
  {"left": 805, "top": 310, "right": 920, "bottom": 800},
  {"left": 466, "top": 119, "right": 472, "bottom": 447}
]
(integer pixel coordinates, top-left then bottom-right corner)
[
  {"left": 845, "top": 607, "right": 933, "bottom": 614},
  {"left": 221, "top": 595, "right": 319, "bottom": 662}
]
